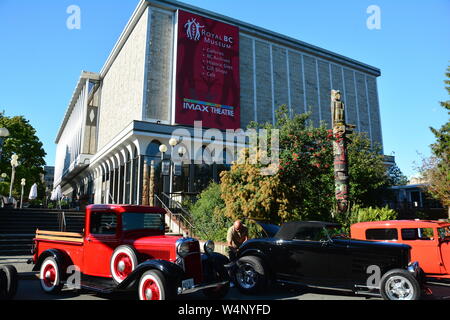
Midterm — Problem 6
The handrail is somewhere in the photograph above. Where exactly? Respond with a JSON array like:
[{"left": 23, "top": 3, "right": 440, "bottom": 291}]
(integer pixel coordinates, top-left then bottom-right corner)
[
  {"left": 58, "top": 211, "right": 67, "bottom": 232},
  {"left": 154, "top": 194, "right": 195, "bottom": 237},
  {"left": 156, "top": 192, "right": 213, "bottom": 240},
  {"left": 161, "top": 192, "right": 193, "bottom": 220}
]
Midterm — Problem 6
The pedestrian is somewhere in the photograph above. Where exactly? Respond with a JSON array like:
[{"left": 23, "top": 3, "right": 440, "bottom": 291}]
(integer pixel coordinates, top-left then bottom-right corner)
[{"left": 226, "top": 220, "right": 248, "bottom": 261}]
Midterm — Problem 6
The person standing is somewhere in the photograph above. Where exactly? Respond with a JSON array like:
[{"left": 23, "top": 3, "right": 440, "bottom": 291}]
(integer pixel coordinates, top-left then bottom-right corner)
[{"left": 226, "top": 220, "right": 248, "bottom": 261}]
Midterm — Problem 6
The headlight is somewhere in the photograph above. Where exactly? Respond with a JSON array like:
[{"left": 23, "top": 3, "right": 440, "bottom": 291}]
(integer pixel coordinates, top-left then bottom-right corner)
[
  {"left": 177, "top": 241, "right": 191, "bottom": 257},
  {"left": 204, "top": 240, "right": 215, "bottom": 254}
]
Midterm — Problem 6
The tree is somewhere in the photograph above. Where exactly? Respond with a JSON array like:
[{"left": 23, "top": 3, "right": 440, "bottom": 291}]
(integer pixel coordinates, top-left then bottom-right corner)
[
  {"left": 387, "top": 164, "right": 409, "bottom": 186},
  {"left": 0, "top": 113, "right": 47, "bottom": 199},
  {"left": 188, "top": 182, "right": 232, "bottom": 242},
  {"left": 220, "top": 149, "right": 291, "bottom": 223},
  {"left": 220, "top": 105, "right": 392, "bottom": 223},
  {"left": 421, "top": 65, "right": 450, "bottom": 215},
  {"left": 347, "top": 133, "right": 391, "bottom": 207}
]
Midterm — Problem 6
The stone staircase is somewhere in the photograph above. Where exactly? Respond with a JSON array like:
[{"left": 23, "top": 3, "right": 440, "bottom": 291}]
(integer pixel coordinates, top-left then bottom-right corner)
[{"left": 0, "top": 209, "right": 85, "bottom": 256}]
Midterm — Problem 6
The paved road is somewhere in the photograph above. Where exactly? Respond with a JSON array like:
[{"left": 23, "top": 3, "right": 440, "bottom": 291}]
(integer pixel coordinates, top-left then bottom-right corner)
[
  {"left": 3, "top": 256, "right": 450, "bottom": 301},
  {"left": 14, "top": 277, "right": 377, "bottom": 300},
  {"left": 13, "top": 278, "right": 450, "bottom": 301}
]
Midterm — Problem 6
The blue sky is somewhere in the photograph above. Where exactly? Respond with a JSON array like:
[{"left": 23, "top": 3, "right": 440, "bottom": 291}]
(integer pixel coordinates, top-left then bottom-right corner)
[{"left": 1, "top": 0, "right": 449, "bottom": 178}]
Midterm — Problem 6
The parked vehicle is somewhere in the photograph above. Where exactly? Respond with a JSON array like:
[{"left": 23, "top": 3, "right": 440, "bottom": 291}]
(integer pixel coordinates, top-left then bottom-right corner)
[
  {"left": 30, "top": 205, "right": 230, "bottom": 300},
  {"left": 228, "top": 221, "right": 424, "bottom": 300},
  {"left": 351, "top": 220, "right": 450, "bottom": 282},
  {"left": 0, "top": 265, "right": 18, "bottom": 300}
]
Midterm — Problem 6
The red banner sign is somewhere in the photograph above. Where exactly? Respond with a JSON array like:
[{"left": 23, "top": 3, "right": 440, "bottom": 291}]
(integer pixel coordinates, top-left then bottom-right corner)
[{"left": 175, "top": 10, "right": 240, "bottom": 130}]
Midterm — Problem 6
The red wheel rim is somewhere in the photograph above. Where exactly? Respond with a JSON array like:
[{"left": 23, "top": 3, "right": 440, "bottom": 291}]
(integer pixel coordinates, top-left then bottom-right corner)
[
  {"left": 114, "top": 253, "right": 133, "bottom": 280},
  {"left": 141, "top": 278, "right": 160, "bottom": 300},
  {"left": 43, "top": 264, "right": 56, "bottom": 287}
]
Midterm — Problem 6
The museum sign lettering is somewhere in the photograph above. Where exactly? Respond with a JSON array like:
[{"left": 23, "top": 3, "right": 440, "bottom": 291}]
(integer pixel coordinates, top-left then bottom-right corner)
[{"left": 175, "top": 10, "right": 240, "bottom": 130}]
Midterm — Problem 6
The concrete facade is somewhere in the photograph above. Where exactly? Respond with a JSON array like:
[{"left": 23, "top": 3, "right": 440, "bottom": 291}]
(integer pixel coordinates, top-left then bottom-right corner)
[
  {"left": 97, "top": 7, "right": 149, "bottom": 150},
  {"left": 53, "top": 0, "right": 384, "bottom": 205}
]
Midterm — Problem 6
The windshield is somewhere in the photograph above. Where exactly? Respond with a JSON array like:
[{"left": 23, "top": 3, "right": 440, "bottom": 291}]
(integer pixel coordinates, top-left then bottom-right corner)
[
  {"left": 122, "top": 213, "right": 165, "bottom": 232},
  {"left": 438, "top": 226, "right": 450, "bottom": 240}
]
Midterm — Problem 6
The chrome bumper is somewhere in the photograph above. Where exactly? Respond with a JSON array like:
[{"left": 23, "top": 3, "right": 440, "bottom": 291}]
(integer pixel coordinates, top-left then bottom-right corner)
[{"left": 177, "top": 280, "right": 229, "bottom": 295}]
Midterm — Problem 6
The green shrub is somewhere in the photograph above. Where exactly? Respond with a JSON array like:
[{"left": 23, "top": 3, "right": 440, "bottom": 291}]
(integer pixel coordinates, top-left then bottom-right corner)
[
  {"left": 60, "top": 200, "right": 70, "bottom": 209},
  {"left": 189, "top": 182, "right": 232, "bottom": 242},
  {"left": 337, "top": 205, "right": 398, "bottom": 232},
  {"left": 28, "top": 199, "right": 43, "bottom": 208},
  {"left": 0, "top": 181, "right": 9, "bottom": 196}
]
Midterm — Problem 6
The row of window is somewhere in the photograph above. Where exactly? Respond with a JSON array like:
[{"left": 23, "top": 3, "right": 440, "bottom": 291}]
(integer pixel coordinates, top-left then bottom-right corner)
[
  {"left": 365, "top": 228, "right": 435, "bottom": 241},
  {"left": 290, "top": 226, "right": 445, "bottom": 242}
]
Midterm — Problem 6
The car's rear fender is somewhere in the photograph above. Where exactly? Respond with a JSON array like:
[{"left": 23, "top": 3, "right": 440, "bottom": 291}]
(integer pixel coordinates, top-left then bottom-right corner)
[{"left": 32, "top": 248, "right": 73, "bottom": 279}]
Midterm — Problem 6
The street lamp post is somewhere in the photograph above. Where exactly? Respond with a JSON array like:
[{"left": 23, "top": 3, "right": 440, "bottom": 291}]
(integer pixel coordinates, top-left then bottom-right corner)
[
  {"left": 168, "top": 138, "right": 179, "bottom": 195},
  {"left": 159, "top": 144, "right": 169, "bottom": 205},
  {"left": 0, "top": 127, "right": 10, "bottom": 162},
  {"left": 20, "top": 178, "right": 26, "bottom": 209},
  {"left": 159, "top": 144, "right": 168, "bottom": 161},
  {"left": 9, "top": 154, "right": 19, "bottom": 202}
]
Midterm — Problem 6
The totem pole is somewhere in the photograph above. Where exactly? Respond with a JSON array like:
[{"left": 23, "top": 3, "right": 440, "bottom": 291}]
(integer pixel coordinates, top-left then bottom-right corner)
[
  {"left": 148, "top": 160, "right": 155, "bottom": 206},
  {"left": 142, "top": 159, "right": 149, "bottom": 206},
  {"left": 331, "top": 90, "right": 355, "bottom": 216}
]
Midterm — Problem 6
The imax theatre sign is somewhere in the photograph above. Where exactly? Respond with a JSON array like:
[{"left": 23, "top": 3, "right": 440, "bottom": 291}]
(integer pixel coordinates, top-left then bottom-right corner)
[{"left": 175, "top": 10, "right": 240, "bottom": 130}]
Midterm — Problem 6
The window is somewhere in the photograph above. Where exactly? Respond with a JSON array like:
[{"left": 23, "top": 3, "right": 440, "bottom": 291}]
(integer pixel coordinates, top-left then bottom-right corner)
[
  {"left": 294, "top": 227, "right": 328, "bottom": 242},
  {"left": 90, "top": 212, "right": 117, "bottom": 235},
  {"left": 401, "top": 228, "right": 434, "bottom": 241},
  {"left": 366, "top": 228, "right": 398, "bottom": 240},
  {"left": 438, "top": 227, "right": 450, "bottom": 239},
  {"left": 122, "top": 213, "right": 164, "bottom": 232}
]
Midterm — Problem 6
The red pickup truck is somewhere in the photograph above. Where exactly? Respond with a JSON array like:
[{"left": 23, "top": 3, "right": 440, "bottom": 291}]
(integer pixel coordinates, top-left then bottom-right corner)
[{"left": 30, "top": 204, "right": 230, "bottom": 300}]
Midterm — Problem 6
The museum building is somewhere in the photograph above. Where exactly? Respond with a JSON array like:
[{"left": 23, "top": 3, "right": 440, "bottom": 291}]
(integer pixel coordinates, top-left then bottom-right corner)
[{"left": 53, "top": 0, "right": 383, "bottom": 205}]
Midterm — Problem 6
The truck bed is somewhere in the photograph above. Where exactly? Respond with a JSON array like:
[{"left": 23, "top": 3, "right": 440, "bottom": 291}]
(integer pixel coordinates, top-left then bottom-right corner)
[
  {"left": 36, "top": 230, "right": 84, "bottom": 243},
  {"left": 33, "top": 229, "right": 85, "bottom": 270}
]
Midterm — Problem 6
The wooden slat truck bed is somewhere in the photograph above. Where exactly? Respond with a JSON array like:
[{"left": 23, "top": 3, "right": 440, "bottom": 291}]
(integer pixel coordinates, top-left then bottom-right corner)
[{"left": 35, "top": 230, "right": 84, "bottom": 243}]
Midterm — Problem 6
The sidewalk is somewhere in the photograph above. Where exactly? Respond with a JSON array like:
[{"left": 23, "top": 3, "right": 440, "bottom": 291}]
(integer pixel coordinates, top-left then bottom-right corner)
[{"left": 0, "top": 255, "right": 37, "bottom": 280}]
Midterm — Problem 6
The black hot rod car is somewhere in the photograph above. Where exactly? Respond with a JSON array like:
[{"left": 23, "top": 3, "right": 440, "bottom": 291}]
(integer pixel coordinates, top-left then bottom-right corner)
[{"left": 229, "top": 221, "right": 423, "bottom": 300}]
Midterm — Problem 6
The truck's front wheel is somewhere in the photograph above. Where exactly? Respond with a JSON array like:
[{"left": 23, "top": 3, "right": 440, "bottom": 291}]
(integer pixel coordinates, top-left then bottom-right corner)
[
  {"left": 40, "top": 257, "right": 63, "bottom": 294},
  {"left": 110, "top": 245, "right": 138, "bottom": 284},
  {"left": 138, "top": 270, "right": 169, "bottom": 300}
]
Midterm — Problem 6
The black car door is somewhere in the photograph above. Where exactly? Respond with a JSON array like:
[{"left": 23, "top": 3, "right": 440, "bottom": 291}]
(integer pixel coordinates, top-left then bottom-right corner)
[
  {"left": 326, "top": 238, "right": 352, "bottom": 288},
  {"left": 275, "top": 226, "right": 333, "bottom": 286}
]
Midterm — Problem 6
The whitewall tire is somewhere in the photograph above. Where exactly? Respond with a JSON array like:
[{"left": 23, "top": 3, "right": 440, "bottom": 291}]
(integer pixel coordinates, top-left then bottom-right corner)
[
  {"left": 110, "top": 245, "right": 138, "bottom": 284},
  {"left": 40, "top": 257, "right": 63, "bottom": 294},
  {"left": 138, "top": 270, "right": 167, "bottom": 301}
]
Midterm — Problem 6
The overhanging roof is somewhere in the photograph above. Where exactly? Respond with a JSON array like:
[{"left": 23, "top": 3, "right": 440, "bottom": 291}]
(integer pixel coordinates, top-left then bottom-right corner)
[{"left": 55, "top": 71, "right": 100, "bottom": 143}]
